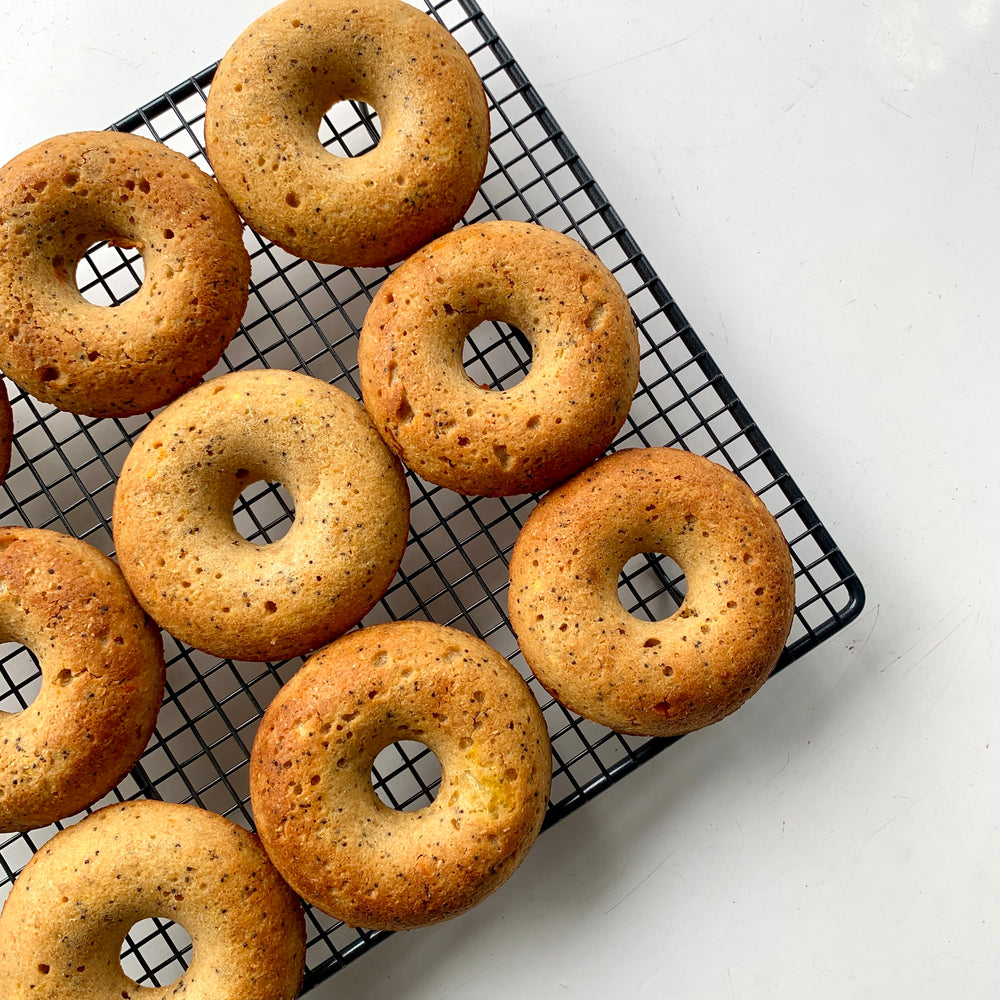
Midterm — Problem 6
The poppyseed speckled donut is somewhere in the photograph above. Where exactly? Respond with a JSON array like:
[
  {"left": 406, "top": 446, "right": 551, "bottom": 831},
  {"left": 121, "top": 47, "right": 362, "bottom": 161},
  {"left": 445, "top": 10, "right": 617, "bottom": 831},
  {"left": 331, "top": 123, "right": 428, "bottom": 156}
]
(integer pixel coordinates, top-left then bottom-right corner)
[
  {"left": 205, "top": 0, "right": 490, "bottom": 267},
  {"left": 0, "top": 528, "right": 164, "bottom": 833},
  {"left": 112, "top": 368, "right": 409, "bottom": 662},
  {"left": 249, "top": 620, "right": 551, "bottom": 930},
  {"left": 0, "top": 800, "right": 306, "bottom": 1000},
  {"left": 508, "top": 448, "right": 796, "bottom": 737},
  {"left": 358, "top": 220, "right": 640, "bottom": 496},
  {"left": 0, "top": 131, "right": 250, "bottom": 418}
]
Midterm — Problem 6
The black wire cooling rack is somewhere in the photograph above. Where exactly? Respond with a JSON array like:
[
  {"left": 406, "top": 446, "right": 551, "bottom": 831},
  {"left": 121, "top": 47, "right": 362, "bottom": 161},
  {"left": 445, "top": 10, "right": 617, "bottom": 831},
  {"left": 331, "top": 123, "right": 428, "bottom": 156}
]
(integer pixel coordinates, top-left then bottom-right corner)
[{"left": 0, "top": 0, "right": 865, "bottom": 993}]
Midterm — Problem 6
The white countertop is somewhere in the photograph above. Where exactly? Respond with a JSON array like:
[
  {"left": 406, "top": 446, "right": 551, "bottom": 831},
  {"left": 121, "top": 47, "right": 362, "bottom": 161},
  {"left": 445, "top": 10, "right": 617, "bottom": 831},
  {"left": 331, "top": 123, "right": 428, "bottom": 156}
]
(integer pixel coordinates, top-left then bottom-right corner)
[{"left": 1, "top": 1, "right": 997, "bottom": 997}]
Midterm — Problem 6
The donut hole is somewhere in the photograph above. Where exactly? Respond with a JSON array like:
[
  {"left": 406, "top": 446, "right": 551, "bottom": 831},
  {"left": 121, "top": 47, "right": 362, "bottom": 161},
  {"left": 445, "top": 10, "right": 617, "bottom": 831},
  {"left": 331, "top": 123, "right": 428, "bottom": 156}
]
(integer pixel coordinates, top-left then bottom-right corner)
[
  {"left": 76, "top": 240, "right": 145, "bottom": 307},
  {"left": 618, "top": 553, "right": 687, "bottom": 622},
  {"left": 462, "top": 321, "right": 533, "bottom": 390},
  {"left": 0, "top": 642, "right": 42, "bottom": 713},
  {"left": 372, "top": 740, "right": 442, "bottom": 812},
  {"left": 232, "top": 479, "right": 295, "bottom": 544},
  {"left": 120, "top": 916, "right": 192, "bottom": 988},
  {"left": 318, "top": 99, "right": 381, "bottom": 158}
]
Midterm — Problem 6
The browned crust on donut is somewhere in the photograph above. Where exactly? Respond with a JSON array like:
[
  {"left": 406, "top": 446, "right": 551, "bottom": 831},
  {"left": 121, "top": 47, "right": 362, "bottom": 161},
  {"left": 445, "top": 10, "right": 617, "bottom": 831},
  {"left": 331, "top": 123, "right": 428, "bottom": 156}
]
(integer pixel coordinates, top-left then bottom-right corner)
[
  {"left": 250, "top": 620, "right": 551, "bottom": 930},
  {"left": 508, "top": 448, "right": 796, "bottom": 737},
  {"left": 0, "top": 528, "right": 165, "bottom": 833},
  {"left": 112, "top": 368, "right": 410, "bottom": 662},
  {"left": 358, "top": 220, "right": 640, "bottom": 496},
  {"left": 0, "top": 131, "right": 250, "bottom": 417},
  {"left": 0, "top": 800, "right": 305, "bottom": 999},
  {"left": 205, "top": 0, "right": 490, "bottom": 267}
]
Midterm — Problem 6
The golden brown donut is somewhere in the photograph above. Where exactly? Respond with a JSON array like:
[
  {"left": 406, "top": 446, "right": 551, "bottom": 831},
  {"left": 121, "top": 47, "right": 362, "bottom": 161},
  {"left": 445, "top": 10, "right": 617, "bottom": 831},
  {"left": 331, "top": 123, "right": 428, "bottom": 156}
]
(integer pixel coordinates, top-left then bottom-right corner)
[
  {"left": 112, "top": 368, "right": 410, "bottom": 662},
  {"left": 250, "top": 620, "right": 551, "bottom": 930},
  {"left": 508, "top": 448, "right": 796, "bottom": 737},
  {"left": 359, "top": 220, "right": 640, "bottom": 496},
  {"left": 0, "top": 800, "right": 306, "bottom": 999},
  {"left": 205, "top": 0, "right": 490, "bottom": 267},
  {"left": 0, "top": 528, "right": 164, "bottom": 833},
  {"left": 0, "top": 131, "right": 250, "bottom": 418}
]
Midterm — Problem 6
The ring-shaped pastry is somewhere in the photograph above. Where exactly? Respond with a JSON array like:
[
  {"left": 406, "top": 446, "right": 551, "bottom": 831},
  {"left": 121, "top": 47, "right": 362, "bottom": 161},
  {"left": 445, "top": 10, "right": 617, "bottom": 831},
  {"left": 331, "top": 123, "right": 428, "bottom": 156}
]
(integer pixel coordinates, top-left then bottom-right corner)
[
  {"left": 250, "top": 620, "right": 551, "bottom": 930},
  {"left": 508, "top": 448, "right": 797, "bottom": 737},
  {"left": 112, "top": 368, "right": 410, "bottom": 662},
  {"left": 359, "top": 220, "right": 640, "bottom": 496},
  {"left": 205, "top": 0, "right": 490, "bottom": 267},
  {"left": 0, "top": 800, "right": 306, "bottom": 999},
  {"left": 0, "top": 528, "right": 164, "bottom": 833},
  {"left": 0, "top": 131, "right": 250, "bottom": 417}
]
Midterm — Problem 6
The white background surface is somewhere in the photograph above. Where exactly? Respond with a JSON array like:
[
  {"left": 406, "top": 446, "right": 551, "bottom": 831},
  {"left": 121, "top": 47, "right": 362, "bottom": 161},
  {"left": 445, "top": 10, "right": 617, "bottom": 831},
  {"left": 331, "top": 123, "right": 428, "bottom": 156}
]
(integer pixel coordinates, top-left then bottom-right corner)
[{"left": 1, "top": 1, "right": 997, "bottom": 997}]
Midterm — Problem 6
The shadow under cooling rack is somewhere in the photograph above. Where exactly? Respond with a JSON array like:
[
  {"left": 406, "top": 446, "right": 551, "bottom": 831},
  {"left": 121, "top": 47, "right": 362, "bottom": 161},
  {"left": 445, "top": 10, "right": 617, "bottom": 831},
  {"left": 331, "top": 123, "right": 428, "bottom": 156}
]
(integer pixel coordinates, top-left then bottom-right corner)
[{"left": 0, "top": 0, "right": 864, "bottom": 994}]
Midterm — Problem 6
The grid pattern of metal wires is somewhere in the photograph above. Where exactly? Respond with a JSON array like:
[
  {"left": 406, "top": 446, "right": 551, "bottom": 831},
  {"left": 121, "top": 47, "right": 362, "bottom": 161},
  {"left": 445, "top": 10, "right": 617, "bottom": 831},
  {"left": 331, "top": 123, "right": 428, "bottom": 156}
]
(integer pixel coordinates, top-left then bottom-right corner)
[{"left": 0, "top": 0, "right": 864, "bottom": 992}]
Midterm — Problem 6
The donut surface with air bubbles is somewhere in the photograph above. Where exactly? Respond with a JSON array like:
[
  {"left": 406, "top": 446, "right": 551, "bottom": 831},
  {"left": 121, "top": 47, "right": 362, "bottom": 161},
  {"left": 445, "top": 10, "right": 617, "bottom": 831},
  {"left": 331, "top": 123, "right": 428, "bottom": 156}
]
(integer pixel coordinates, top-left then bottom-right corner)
[
  {"left": 358, "top": 220, "right": 640, "bottom": 496},
  {"left": 205, "top": 0, "right": 490, "bottom": 267},
  {"left": 0, "top": 527, "right": 164, "bottom": 833},
  {"left": 508, "top": 447, "right": 796, "bottom": 737},
  {"left": 0, "top": 131, "right": 250, "bottom": 418},
  {"left": 250, "top": 620, "right": 551, "bottom": 930},
  {"left": 112, "top": 368, "right": 410, "bottom": 662},
  {"left": 0, "top": 800, "right": 306, "bottom": 1000}
]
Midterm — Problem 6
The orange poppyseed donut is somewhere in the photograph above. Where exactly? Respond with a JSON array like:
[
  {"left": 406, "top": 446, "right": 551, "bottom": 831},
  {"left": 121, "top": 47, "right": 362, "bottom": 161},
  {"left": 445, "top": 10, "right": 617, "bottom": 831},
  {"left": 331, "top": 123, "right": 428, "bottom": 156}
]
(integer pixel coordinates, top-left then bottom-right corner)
[
  {"left": 0, "top": 131, "right": 250, "bottom": 417},
  {"left": 508, "top": 448, "right": 796, "bottom": 737},
  {"left": 0, "top": 528, "right": 164, "bottom": 833},
  {"left": 113, "top": 368, "right": 410, "bottom": 662},
  {"left": 205, "top": 0, "right": 490, "bottom": 267},
  {"left": 0, "top": 801, "right": 306, "bottom": 999},
  {"left": 250, "top": 620, "right": 551, "bottom": 930},
  {"left": 358, "top": 220, "right": 640, "bottom": 496}
]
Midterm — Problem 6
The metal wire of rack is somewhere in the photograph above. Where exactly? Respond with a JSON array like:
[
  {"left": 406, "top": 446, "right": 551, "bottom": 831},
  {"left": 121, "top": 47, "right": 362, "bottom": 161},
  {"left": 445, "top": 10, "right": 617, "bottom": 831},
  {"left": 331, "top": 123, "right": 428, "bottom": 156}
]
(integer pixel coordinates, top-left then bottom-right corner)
[{"left": 0, "top": 0, "right": 864, "bottom": 993}]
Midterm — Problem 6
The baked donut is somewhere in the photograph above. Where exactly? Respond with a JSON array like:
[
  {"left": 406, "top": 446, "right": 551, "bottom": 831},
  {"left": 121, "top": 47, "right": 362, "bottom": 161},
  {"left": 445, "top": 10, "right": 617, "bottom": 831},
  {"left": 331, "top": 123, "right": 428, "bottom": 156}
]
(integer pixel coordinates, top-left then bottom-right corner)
[
  {"left": 0, "top": 528, "right": 164, "bottom": 833},
  {"left": 0, "top": 800, "right": 306, "bottom": 999},
  {"left": 508, "top": 448, "right": 796, "bottom": 737},
  {"left": 0, "top": 131, "right": 250, "bottom": 418},
  {"left": 112, "top": 368, "right": 409, "bottom": 662},
  {"left": 205, "top": 0, "right": 490, "bottom": 267},
  {"left": 359, "top": 220, "right": 640, "bottom": 496},
  {"left": 250, "top": 620, "right": 551, "bottom": 930}
]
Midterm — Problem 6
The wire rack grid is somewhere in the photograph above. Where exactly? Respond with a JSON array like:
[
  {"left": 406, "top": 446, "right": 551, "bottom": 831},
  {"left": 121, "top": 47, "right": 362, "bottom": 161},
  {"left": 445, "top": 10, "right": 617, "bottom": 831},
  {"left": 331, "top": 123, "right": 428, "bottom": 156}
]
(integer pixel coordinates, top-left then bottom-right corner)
[{"left": 0, "top": 0, "right": 864, "bottom": 993}]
